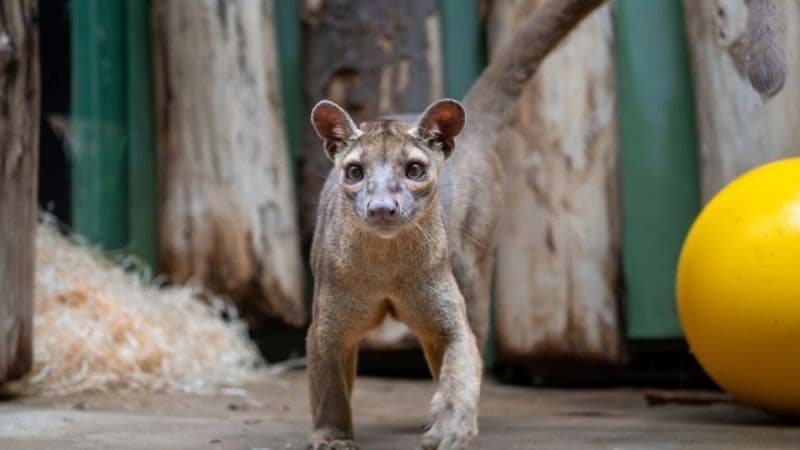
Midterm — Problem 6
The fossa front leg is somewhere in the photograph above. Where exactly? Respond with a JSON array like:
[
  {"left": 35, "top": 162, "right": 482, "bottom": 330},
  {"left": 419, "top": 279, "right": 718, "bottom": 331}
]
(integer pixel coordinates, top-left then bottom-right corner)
[
  {"left": 307, "top": 286, "right": 375, "bottom": 450},
  {"left": 307, "top": 322, "right": 358, "bottom": 450},
  {"left": 401, "top": 276, "right": 482, "bottom": 450}
]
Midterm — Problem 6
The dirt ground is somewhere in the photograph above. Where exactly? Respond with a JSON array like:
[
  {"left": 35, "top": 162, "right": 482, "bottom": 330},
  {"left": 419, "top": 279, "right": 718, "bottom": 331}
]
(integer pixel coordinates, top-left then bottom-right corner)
[{"left": 1, "top": 370, "right": 798, "bottom": 449}]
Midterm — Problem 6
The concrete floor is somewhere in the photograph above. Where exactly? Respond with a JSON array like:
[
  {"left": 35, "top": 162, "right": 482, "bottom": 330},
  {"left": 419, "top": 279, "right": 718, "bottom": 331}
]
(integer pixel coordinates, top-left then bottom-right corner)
[{"left": 1, "top": 370, "right": 798, "bottom": 449}]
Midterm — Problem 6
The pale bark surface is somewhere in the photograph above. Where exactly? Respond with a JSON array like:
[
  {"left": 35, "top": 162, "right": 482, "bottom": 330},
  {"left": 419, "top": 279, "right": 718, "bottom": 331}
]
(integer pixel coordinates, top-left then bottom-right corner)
[
  {"left": 684, "top": 0, "right": 800, "bottom": 200},
  {"left": 489, "top": 0, "right": 624, "bottom": 364},
  {"left": 0, "top": 0, "right": 39, "bottom": 383},
  {"left": 152, "top": 0, "right": 305, "bottom": 327}
]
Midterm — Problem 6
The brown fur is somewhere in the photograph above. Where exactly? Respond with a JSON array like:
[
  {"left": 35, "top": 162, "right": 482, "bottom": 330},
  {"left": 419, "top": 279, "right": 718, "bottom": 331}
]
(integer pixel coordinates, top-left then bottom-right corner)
[
  {"left": 306, "top": 0, "right": 790, "bottom": 448},
  {"left": 309, "top": 110, "right": 483, "bottom": 450},
  {"left": 306, "top": 1, "right": 603, "bottom": 449}
]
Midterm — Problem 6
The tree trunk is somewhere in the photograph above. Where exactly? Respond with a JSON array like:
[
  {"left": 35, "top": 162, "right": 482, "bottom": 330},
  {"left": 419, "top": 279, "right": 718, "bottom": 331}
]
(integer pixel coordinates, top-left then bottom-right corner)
[
  {"left": 152, "top": 0, "right": 305, "bottom": 327},
  {"left": 684, "top": 0, "right": 800, "bottom": 201},
  {"left": 301, "top": 0, "right": 444, "bottom": 350},
  {"left": 0, "top": 0, "right": 39, "bottom": 383},
  {"left": 488, "top": 0, "right": 624, "bottom": 365}
]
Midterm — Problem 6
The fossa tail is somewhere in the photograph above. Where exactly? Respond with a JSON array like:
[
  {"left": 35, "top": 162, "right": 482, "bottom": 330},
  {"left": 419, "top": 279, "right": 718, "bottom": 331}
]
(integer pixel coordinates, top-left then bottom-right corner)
[
  {"left": 461, "top": 0, "right": 606, "bottom": 150},
  {"left": 460, "top": 0, "right": 787, "bottom": 152},
  {"left": 745, "top": 0, "right": 786, "bottom": 98}
]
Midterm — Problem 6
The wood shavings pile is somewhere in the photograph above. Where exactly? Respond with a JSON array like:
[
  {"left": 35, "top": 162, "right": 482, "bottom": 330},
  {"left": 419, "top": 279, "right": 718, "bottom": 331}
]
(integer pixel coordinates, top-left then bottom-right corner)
[{"left": 10, "top": 224, "right": 265, "bottom": 396}]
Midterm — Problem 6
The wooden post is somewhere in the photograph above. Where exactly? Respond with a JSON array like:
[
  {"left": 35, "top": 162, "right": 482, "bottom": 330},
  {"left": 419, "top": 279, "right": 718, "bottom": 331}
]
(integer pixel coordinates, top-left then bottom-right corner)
[
  {"left": 488, "top": 0, "right": 624, "bottom": 365},
  {"left": 684, "top": 0, "right": 800, "bottom": 201},
  {"left": 0, "top": 0, "right": 39, "bottom": 383},
  {"left": 152, "top": 0, "right": 306, "bottom": 327}
]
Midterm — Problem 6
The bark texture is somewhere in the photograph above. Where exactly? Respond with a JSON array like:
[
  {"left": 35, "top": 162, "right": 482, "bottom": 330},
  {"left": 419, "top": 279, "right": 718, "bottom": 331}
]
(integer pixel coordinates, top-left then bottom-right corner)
[
  {"left": 152, "top": 0, "right": 305, "bottom": 327},
  {"left": 0, "top": 0, "right": 39, "bottom": 383},
  {"left": 489, "top": 0, "right": 624, "bottom": 364},
  {"left": 684, "top": 0, "right": 800, "bottom": 201}
]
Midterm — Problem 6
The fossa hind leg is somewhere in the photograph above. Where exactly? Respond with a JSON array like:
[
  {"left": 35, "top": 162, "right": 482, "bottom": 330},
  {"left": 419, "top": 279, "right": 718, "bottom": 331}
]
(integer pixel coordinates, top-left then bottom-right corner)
[{"left": 451, "top": 249, "right": 495, "bottom": 354}]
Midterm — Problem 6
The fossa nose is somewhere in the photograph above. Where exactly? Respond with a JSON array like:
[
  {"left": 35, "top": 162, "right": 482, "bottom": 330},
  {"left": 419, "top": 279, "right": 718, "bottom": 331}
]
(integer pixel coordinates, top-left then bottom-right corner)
[{"left": 367, "top": 196, "right": 399, "bottom": 224}]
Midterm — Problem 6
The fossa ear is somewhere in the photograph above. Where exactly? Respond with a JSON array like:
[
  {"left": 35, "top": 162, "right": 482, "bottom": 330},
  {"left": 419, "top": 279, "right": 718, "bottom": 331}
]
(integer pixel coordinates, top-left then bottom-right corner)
[
  {"left": 311, "top": 100, "right": 360, "bottom": 160},
  {"left": 411, "top": 99, "right": 465, "bottom": 158}
]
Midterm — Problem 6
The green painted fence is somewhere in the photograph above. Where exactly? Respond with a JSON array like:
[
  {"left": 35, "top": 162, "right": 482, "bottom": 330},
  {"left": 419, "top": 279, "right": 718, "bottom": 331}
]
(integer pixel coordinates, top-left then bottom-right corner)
[
  {"left": 70, "top": 0, "right": 129, "bottom": 250},
  {"left": 441, "top": 0, "right": 486, "bottom": 100},
  {"left": 274, "top": 0, "right": 303, "bottom": 164},
  {"left": 125, "top": 0, "right": 158, "bottom": 268},
  {"left": 614, "top": 0, "right": 701, "bottom": 339},
  {"left": 70, "top": 0, "right": 157, "bottom": 268}
]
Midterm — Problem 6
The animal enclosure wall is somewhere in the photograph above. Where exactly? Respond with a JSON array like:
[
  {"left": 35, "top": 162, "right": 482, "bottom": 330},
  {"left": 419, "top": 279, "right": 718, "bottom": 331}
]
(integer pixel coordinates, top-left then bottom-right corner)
[{"left": 33, "top": 0, "right": 799, "bottom": 376}]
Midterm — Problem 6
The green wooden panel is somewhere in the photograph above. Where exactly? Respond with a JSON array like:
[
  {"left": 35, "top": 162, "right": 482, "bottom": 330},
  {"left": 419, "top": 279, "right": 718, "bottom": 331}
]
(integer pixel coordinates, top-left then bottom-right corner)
[
  {"left": 70, "top": 0, "right": 128, "bottom": 249},
  {"left": 273, "top": 0, "right": 302, "bottom": 164},
  {"left": 440, "top": 0, "right": 485, "bottom": 99},
  {"left": 613, "top": 0, "right": 701, "bottom": 339},
  {"left": 440, "top": 0, "right": 493, "bottom": 362},
  {"left": 125, "top": 0, "right": 158, "bottom": 268},
  {"left": 71, "top": 0, "right": 158, "bottom": 267}
]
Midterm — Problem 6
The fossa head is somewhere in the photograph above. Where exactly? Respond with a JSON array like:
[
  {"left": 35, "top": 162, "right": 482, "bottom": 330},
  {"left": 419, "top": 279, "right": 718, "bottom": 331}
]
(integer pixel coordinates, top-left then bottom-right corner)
[{"left": 311, "top": 99, "right": 465, "bottom": 238}]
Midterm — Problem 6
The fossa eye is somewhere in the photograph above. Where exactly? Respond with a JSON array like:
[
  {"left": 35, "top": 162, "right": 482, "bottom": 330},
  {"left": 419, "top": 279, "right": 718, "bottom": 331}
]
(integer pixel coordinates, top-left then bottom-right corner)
[
  {"left": 406, "top": 162, "right": 426, "bottom": 180},
  {"left": 345, "top": 164, "right": 364, "bottom": 182}
]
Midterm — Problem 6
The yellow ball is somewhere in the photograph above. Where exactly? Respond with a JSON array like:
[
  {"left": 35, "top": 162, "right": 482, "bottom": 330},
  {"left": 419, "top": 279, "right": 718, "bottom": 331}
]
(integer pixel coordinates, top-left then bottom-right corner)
[{"left": 677, "top": 158, "right": 800, "bottom": 417}]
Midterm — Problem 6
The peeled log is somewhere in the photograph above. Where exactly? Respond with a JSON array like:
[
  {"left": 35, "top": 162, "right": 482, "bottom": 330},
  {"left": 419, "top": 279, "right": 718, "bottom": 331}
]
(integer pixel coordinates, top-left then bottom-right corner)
[
  {"left": 152, "top": 0, "right": 305, "bottom": 327},
  {"left": 489, "top": 0, "right": 624, "bottom": 365},
  {"left": 0, "top": 0, "right": 39, "bottom": 383},
  {"left": 684, "top": 0, "right": 800, "bottom": 201}
]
